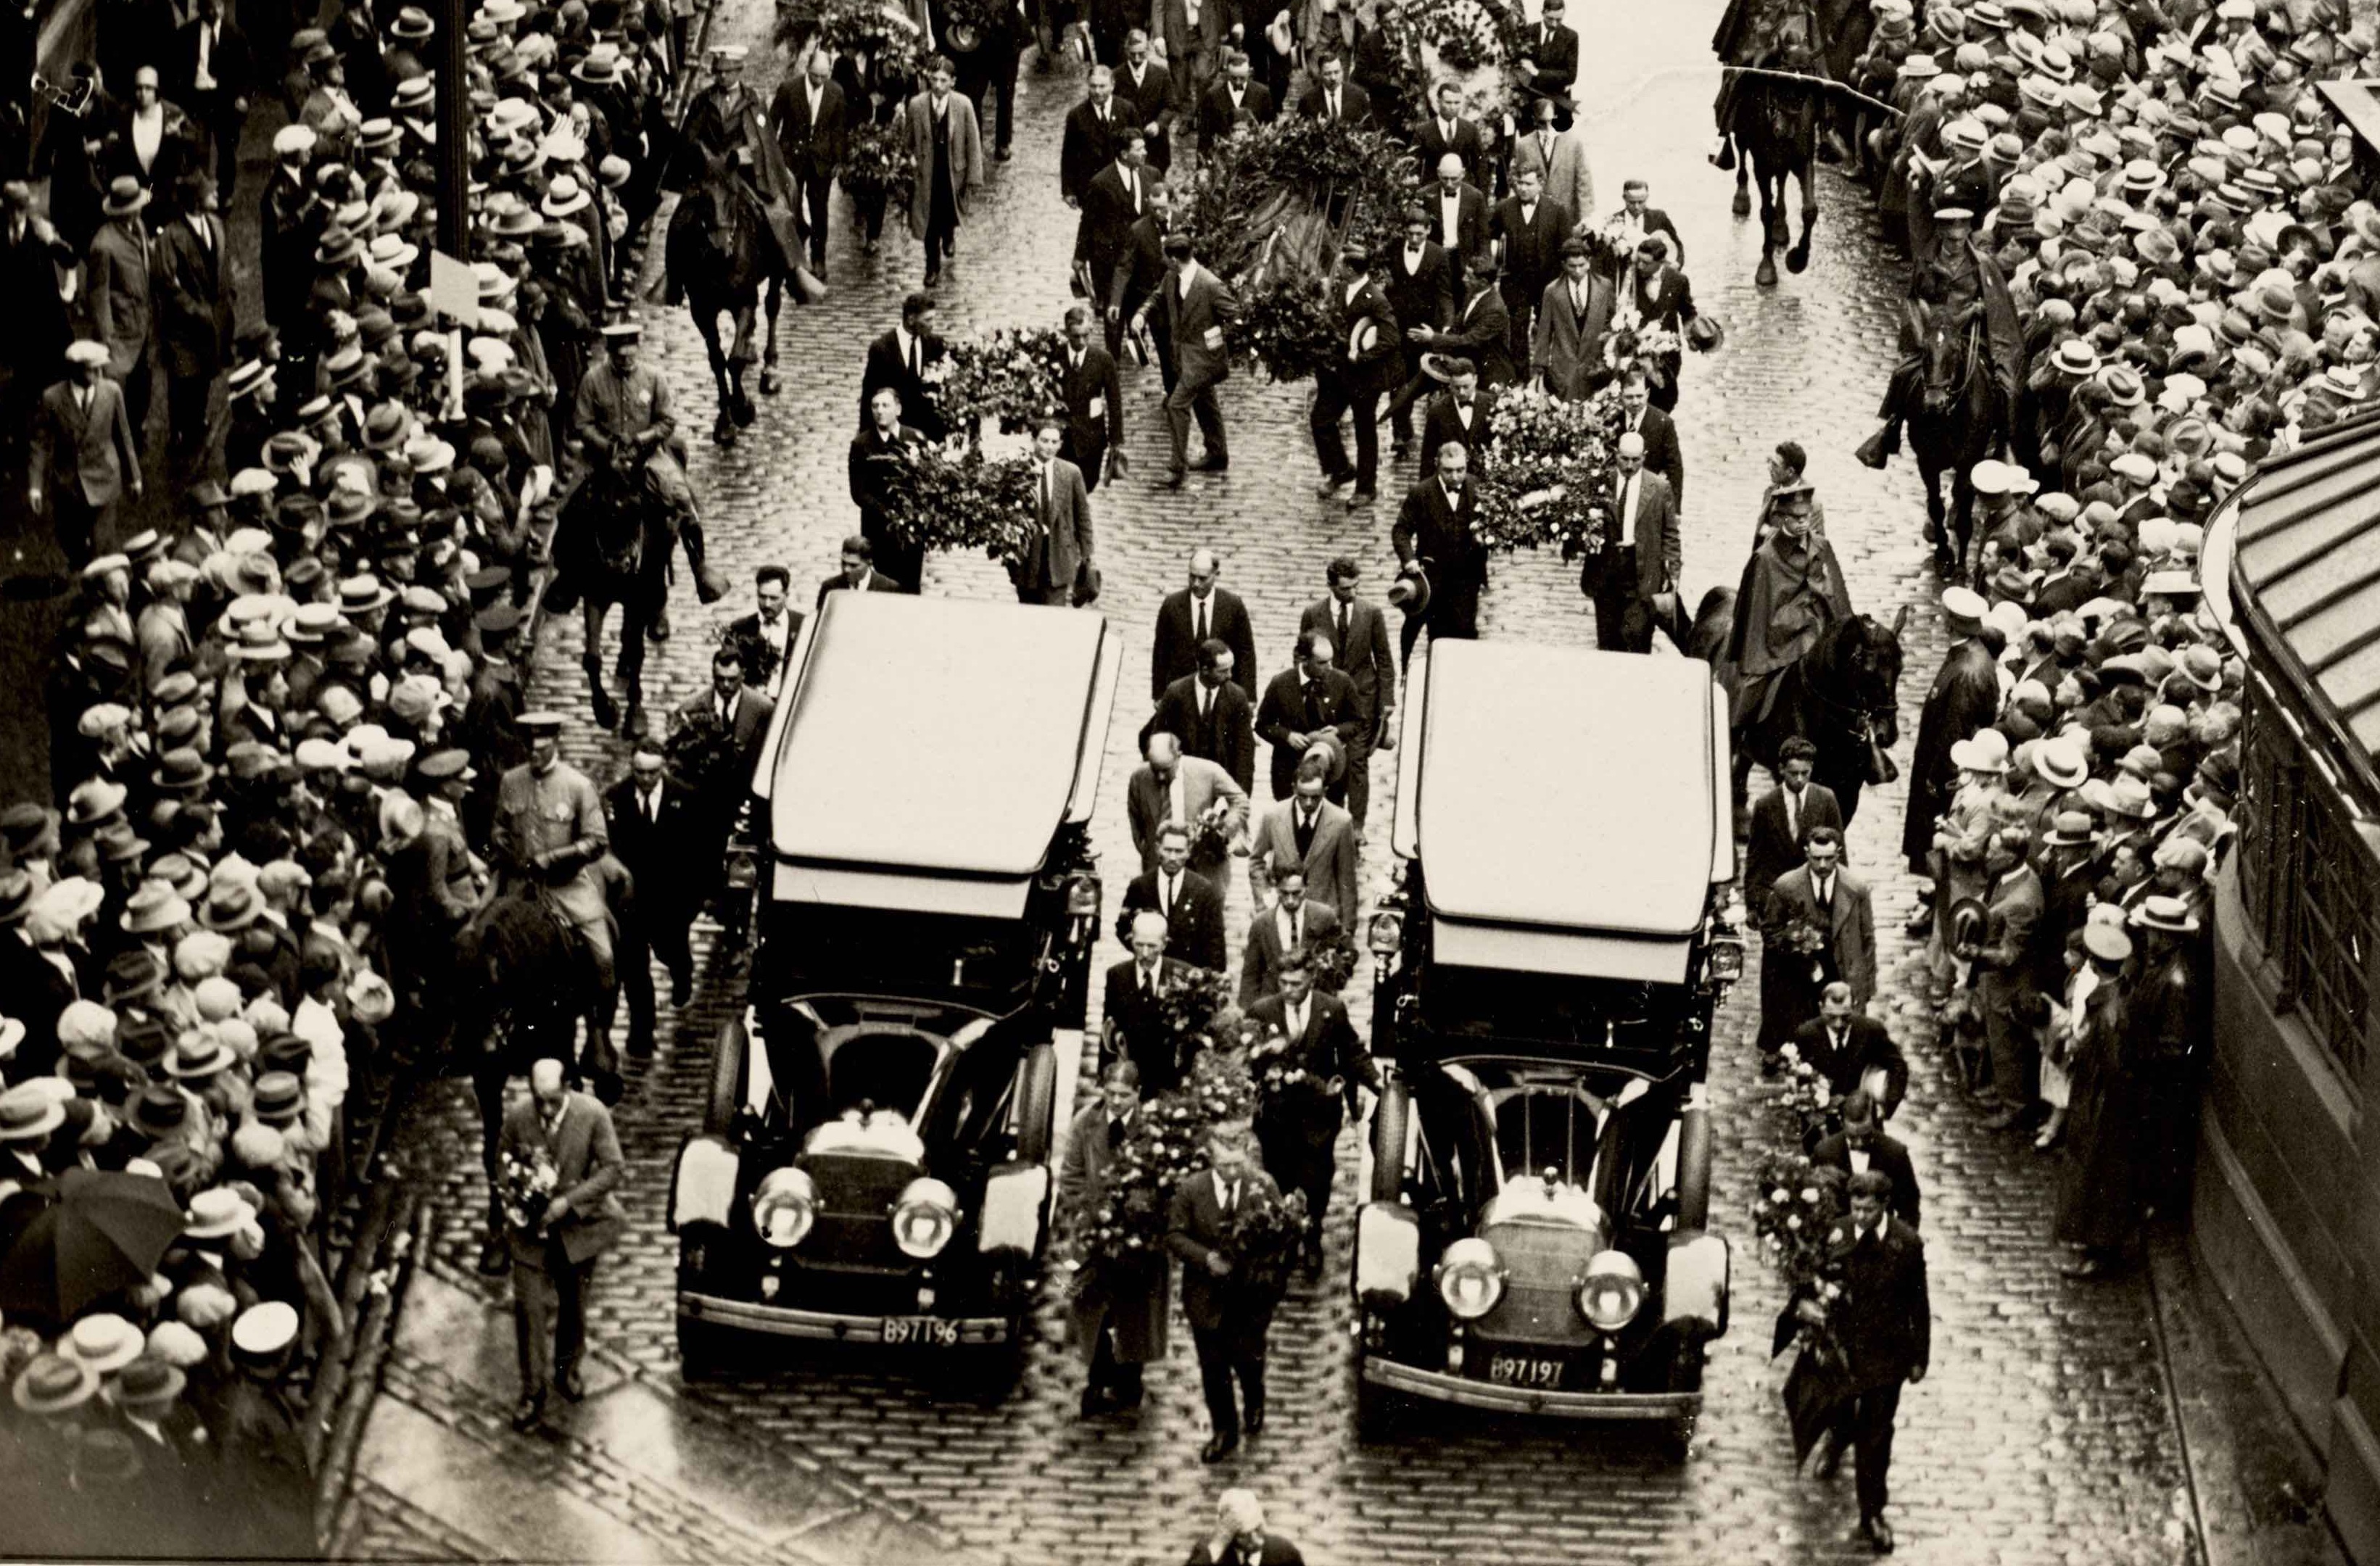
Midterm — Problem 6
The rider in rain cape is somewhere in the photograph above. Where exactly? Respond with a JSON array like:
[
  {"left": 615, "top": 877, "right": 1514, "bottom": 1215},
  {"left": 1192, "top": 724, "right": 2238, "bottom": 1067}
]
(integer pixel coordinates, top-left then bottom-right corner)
[
  {"left": 672, "top": 46, "right": 805, "bottom": 278},
  {"left": 1727, "top": 481, "right": 1853, "bottom": 731}
]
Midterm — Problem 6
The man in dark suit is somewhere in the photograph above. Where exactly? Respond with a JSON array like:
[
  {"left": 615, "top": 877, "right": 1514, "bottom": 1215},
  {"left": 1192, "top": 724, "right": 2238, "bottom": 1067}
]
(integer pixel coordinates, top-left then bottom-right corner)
[
  {"left": 1103, "top": 913, "right": 1196, "bottom": 1095},
  {"left": 1152, "top": 549, "right": 1258, "bottom": 703},
  {"left": 1962, "top": 826, "right": 2044, "bottom": 1129},
  {"left": 1491, "top": 163, "right": 1572, "bottom": 366},
  {"left": 30, "top": 341, "right": 144, "bottom": 566},
  {"left": 1744, "top": 735, "right": 1842, "bottom": 911},
  {"left": 1616, "top": 237, "right": 1699, "bottom": 411},
  {"left": 1421, "top": 270, "right": 1516, "bottom": 389},
  {"left": 1297, "top": 557, "right": 1396, "bottom": 831},
  {"left": 1294, "top": 49, "right": 1371, "bottom": 125},
  {"left": 1196, "top": 48, "right": 1275, "bottom": 146},
  {"left": 175, "top": 0, "right": 252, "bottom": 197},
  {"left": 1239, "top": 863, "right": 1344, "bottom": 1006},
  {"left": 1165, "top": 1122, "right": 1284, "bottom": 1462},
  {"left": 1144, "top": 641, "right": 1257, "bottom": 793},
  {"left": 670, "top": 647, "right": 777, "bottom": 872},
  {"left": 83, "top": 179, "right": 155, "bottom": 447},
  {"left": 1060, "top": 66, "right": 1125, "bottom": 207},
  {"left": 1793, "top": 987, "right": 1909, "bottom": 1117},
  {"left": 1809, "top": 1169, "right": 1930, "bottom": 1552},
  {"left": 721, "top": 564, "right": 804, "bottom": 698},
  {"left": 1074, "top": 128, "right": 1152, "bottom": 314},
  {"left": 604, "top": 740, "right": 702, "bottom": 1053},
  {"left": 1512, "top": 0, "right": 1579, "bottom": 128},
  {"left": 1256, "top": 629, "right": 1363, "bottom": 808},
  {"left": 500, "top": 1057, "right": 628, "bottom": 1430},
  {"left": 1901, "top": 588, "right": 2002, "bottom": 874},
  {"left": 1112, "top": 29, "right": 1175, "bottom": 173},
  {"left": 769, "top": 49, "right": 847, "bottom": 270},
  {"left": 1413, "top": 82, "right": 1488, "bottom": 190},
  {"left": 1058, "top": 1058, "right": 1170, "bottom": 1417},
  {"left": 152, "top": 172, "right": 234, "bottom": 479},
  {"left": 1615, "top": 368, "right": 1685, "bottom": 508},
  {"left": 1109, "top": 181, "right": 1176, "bottom": 370},
  {"left": 1311, "top": 243, "right": 1401, "bottom": 507},
  {"left": 1810, "top": 1089, "right": 1919, "bottom": 1227},
  {"left": 1582, "top": 431, "right": 1679, "bottom": 653},
  {"left": 816, "top": 533, "right": 906, "bottom": 606},
  {"left": 1059, "top": 304, "right": 1125, "bottom": 489},
  {"left": 1015, "top": 421, "right": 1096, "bottom": 606},
  {"left": 1761, "top": 826, "right": 1875, "bottom": 1060},
  {"left": 1117, "top": 823, "right": 1227, "bottom": 972},
  {"left": 856, "top": 291, "right": 944, "bottom": 438},
  {"left": 1379, "top": 211, "right": 1454, "bottom": 460},
  {"left": 1246, "top": 951, "right": 1376, "bottom": 1267},
  {"left": 1608, "top": 178, "right": 1685, "bottom": 269},
  {"left": 1420, "top": 358, "right": 1489, "bottom": 467},
  {"left": 848, "top": 389, "right": 927, "bottom": 591},
  {"left": 1158, "top": 233, "right": 1238, "bottom": 482},
  {"left": 1420, "top": 154, "right": 1490, "bottom": 294},
  {"left": 1392, "top": 441, "right": 1487, "bottom": 642}
]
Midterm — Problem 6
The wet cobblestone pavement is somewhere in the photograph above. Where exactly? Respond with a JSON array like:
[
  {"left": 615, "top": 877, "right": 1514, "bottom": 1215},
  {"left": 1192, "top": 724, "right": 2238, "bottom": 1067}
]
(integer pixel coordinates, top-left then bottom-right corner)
[{"left": 347, "top": 1, "right": 2199, "bottom": 1560}]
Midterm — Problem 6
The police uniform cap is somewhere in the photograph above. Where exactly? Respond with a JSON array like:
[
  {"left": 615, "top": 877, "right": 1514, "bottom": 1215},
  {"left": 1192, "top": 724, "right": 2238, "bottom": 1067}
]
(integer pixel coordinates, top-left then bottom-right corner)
[
  {"left": 418, "top": 748, "right": 474, "bottom": 782},
  {"left": 518, "top": 710, "right": 566, "bottom": 735}
]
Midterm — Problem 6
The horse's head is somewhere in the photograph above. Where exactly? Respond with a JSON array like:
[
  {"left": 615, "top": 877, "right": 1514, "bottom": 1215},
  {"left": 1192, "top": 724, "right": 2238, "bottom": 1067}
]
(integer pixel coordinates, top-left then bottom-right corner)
[
  {"left": 1920, "top": 313, "right": 1966, "bottom": 413},
  {"left": 1838, "top": 605, "right": 1909, "bottom": 750},
  {"left": 1772, "top": 5, "right": 1819, "bottom": 71}
]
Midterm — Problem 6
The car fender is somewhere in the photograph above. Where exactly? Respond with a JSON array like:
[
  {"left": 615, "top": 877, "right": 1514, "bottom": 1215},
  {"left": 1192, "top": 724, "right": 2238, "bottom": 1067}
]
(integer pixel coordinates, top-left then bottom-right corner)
[
  {"left": 1355, "top": 1200, "right": 1421, "bottom": 1310},
  {"left": 670, "top": 1135, "right": 742, "bottom": 1234},
  {"left": 1662, "top": 1230, "right": 1730, "bottom": 1337},
  {"left": 977, "top": 1160, "right": 1050, "bottom": 1257}
]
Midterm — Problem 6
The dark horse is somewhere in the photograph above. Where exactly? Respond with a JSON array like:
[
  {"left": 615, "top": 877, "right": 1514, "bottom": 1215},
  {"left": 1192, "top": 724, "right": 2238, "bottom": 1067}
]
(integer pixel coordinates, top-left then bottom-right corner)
[
  {"left": 1728, "top": 0, "right": 1820, "bottom": 289},
  {"left": 666, "top": 150, "right": 766, "bottom": 446},
  {"left": 1908, "top": 312, "right": 2008, "bottom": 581},
  {"left": 453, "top": 884, "right": 619, "bottom": 1271},
  {"left": 1689, "top": 587, "right": 1908, "bottom": 826},
  {"left": 549, "top": 450, "right": 672, "bottom": 734}
]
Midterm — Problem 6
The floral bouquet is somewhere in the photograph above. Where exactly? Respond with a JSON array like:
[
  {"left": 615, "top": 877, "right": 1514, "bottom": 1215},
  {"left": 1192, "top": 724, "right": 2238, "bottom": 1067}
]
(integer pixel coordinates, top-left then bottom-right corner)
[
  {"left": 1771, "top": 1042, "right": 1840, "bottom": 1150},
  {"left": 775, "top": 0, "right": 926, "bottom": 85},
  {"left": 1249, "top": 1024, "right": 1324, "bottom": 1100},
  {"left": 929, "top": 0, "right": 1011, "bottom": 51},
  {"left": 877, "top": 440, "right": 1039, "bottom": 562},
  {"left": 839, "top": 119, "right": 915, "bottom": 216},
  {"left": 922, "top": 326, "right": 1069, "bottom": 434},
  {"left": 498, "top": 1147, "right": 560, "bottom": 1238},
  {"left": 1750, "top": 1151, "right": 1848, "bottom": 1292},
  {"left": 1191, "top": 793, "right": 1243, "bottom": 867},
  {"left": 1772, "top": 918, "right": 1830, "bottom": 989},
  {"left": 1603, "top": 325, "right": 1684, "bottom": 387},
  {"left": 1231, "top": 275, "right": 1342, "bottom": 385},
  {"left": 1470, "top": 382, "right": 1624, "bottom": 552},
  {"left": 1081, "top": 1047, "right": 1260, "bottom": 1266},
  {"left": 1184, "top": 117, "right": 1421, "bottom": 286},
  {"left": 1228, "top": 1186, "right": 1310, "bottom": 1299},
  {"left": 1156, "top": 967, "right": 1243, "bottom": 1074},
  {"left": 1418, "top": 0, "right": 1501, "bottom": 72}
]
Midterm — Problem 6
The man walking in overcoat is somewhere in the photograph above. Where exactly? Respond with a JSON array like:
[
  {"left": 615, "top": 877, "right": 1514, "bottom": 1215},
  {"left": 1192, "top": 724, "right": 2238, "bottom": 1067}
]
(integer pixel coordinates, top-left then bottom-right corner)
[{"left": 501, "top": 1057, "right": 628, "bottom": 1430}]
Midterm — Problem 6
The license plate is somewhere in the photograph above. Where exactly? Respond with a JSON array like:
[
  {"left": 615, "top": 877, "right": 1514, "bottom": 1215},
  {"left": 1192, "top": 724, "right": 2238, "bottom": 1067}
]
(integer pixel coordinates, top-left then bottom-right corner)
[
  {"left": 880, "top": 1316, "right": 960, "bottom": 1347},
  {"left": 1486, "top": 1354, "right": 1564, "bottom": 1389}
]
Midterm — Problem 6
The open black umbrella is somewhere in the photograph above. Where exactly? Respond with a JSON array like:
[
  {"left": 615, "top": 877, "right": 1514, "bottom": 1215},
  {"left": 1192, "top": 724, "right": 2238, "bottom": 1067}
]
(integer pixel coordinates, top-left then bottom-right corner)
[{"left": 0, "top": 1168, "right": 187, "bottom": 1324}]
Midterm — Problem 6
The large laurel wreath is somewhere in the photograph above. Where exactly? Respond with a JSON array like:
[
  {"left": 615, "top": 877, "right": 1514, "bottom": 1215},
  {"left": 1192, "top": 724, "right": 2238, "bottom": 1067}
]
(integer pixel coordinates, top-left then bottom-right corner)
[{"left": 1469, "top": 383, "right": 1625, "bottom": 553}]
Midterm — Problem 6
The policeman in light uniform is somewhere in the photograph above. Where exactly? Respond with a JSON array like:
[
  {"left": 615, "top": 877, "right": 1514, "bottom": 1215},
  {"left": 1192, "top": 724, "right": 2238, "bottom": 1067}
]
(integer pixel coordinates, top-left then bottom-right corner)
[{"left": 492, "top": 711, "right": 613, "bottom": 992}]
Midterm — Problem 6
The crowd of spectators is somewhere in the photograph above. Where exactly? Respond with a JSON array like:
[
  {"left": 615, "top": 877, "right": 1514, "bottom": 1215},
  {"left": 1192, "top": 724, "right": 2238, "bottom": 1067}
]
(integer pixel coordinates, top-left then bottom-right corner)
[{"left": 0, "top": 0, "right": 711, "bottom": 1546}]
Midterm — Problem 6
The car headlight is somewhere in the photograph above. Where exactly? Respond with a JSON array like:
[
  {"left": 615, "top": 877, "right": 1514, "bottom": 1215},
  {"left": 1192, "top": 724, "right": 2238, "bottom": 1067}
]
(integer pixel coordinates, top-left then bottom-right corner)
[
  {"left": 1705, "top": 933, "right": 1745, "bottom": 984},
  {"left": 1577, "top": 1249, "right": 1645, "bottom": 1332},
  {"left": 1368, "top": 908, "right": 1404, "bottom": 957},
  {"left": 750, "top": 1167, "right": 817, "bottom": 1249},
  {"left": 1435, "top": 1236, "right": 1504, "bottom": 1320},
  {"left": 1065, "top": 874, "right": 1102, "bottom": 920},
  {"left": 891, "top": 1177, "right": 962, "bottom": 1259}
]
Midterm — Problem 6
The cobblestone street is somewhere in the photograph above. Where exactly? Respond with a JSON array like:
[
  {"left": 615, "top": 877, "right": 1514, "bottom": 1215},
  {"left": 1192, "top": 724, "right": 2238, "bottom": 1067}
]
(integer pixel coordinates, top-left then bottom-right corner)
[{"left": 349, "top": 1, "right": 2204, "bottom": 1560}]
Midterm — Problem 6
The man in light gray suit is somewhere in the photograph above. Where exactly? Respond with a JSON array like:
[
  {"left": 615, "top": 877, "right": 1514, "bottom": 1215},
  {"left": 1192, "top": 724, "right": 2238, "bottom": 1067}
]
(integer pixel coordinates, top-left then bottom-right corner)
[
  {"left": 1127, "top": 731, "right": 1247, "bottom": 877},
  {"left": 1248, "top": 752, "right": 1359, "bottom": 932},
  {"left": 1012, "top": 420, "right": 1096, "bottom": 605},
  {"left": 1581, "top": 431, "right": 1680, "bottom": 653},
  {"left": 1532, "top": 239, "right": 1616, "bottom": 402},
  {"left": 499, "top": 1057, "right": 627, "bottom": 1430}
]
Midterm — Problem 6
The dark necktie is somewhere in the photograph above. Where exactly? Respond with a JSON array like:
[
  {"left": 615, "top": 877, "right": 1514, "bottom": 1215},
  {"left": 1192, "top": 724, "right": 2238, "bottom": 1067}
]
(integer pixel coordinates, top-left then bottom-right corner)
[
  {"left": 1107, "top": 1116, "right": 1127, "bottom": 1149},
  {"left": 1336, "top": 602, "right": 1349, "bottom": 653},
  {"left": 1294, "top": 807, "right": 1316, "bottom": 859},
  {"left": 1195, "top": 596, "right": 1208, "bottom": 642}
]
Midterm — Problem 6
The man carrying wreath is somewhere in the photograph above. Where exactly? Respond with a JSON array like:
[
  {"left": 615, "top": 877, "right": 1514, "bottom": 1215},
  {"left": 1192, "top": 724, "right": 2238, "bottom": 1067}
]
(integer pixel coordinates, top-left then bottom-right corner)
[{"left": 1245, "top": 951, "right": 1376, "bottom": 1274}]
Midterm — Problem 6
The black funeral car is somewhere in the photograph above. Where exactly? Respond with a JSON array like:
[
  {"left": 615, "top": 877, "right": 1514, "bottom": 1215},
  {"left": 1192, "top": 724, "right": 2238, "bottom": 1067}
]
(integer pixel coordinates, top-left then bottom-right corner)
[
  {"left": 669, "top": 593, "right": 1121, "bottom": 1393},
  {"left": 1350, "top": 641, "right": 1745, "bottom": 1451}
]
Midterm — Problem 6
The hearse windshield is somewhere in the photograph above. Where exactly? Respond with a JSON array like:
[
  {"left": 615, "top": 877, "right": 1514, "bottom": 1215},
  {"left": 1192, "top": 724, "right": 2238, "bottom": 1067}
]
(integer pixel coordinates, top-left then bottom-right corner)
[
  {"left": 1418, "top": 964, "right": 1683, "bottom": 1055},
  {"left": 759, "top": 903, "right": 1042, "bottom": 1008}
]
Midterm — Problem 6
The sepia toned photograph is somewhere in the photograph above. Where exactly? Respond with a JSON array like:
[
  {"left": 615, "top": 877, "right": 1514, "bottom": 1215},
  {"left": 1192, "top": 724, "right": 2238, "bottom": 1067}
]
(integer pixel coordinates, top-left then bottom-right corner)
[{"left": 0, "top": 0, "right": 2363, "bottom": 1559}]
